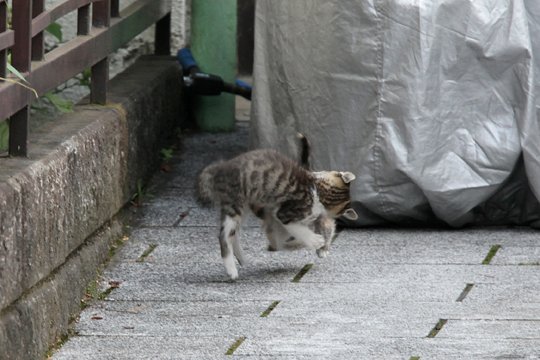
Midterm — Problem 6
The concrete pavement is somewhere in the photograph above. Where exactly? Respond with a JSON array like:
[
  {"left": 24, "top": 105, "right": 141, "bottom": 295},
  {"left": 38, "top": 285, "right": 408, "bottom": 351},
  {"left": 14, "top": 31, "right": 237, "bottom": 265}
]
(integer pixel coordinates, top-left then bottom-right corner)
[{"left": 52, "top": 123, "right": 540, "bottom": 359}]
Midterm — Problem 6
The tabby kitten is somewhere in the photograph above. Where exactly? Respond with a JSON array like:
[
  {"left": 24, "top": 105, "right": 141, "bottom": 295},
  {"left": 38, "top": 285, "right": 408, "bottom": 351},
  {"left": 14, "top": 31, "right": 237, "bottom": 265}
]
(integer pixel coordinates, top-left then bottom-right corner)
[
  {"left": 262, "top": 134, "right": 354, "bottom": 256},
  {"left": 197, "top": 142, "right": 358, "bottom": 280}
]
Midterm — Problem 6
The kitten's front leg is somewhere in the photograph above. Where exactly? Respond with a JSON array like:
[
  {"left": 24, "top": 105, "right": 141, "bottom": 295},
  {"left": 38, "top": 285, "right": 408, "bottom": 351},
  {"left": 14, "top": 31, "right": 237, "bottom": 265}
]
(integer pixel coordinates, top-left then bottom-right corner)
[
  {"left": 276, "top": 201, "right": 324, "bottom": 250},
  {"left": 261, "top": 212, "right": 296, "bottom": 251},
  {"left": 314, "top": 215, "right": 336, "bottom": 258},
  {"left": 281, "top": 222, "right": 325, "bottom": 250}
]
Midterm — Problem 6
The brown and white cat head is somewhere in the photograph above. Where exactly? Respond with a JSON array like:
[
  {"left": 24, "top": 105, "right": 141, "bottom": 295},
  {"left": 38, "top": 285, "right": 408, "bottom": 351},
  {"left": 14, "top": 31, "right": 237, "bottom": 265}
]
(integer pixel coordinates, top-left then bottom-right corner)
[{"left": 312, "top": 171, "right": 358, "bottom": 221}]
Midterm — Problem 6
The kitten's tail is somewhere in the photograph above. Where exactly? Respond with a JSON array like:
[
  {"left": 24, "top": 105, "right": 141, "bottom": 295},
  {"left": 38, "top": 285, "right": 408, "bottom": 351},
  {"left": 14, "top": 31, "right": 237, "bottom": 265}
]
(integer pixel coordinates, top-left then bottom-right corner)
[
  {"left": 297, "top": 132, "right": 311, "bottom": 169},
  {"left": 196, "top": 161, "right": 222, "bottom": 206}
]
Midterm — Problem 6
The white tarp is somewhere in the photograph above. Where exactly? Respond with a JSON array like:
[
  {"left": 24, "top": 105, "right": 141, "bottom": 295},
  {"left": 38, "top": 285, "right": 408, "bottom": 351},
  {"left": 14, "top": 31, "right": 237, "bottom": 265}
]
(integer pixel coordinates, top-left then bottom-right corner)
[{"left": 251, "top": 0, "right": 540, "bottom": 227}]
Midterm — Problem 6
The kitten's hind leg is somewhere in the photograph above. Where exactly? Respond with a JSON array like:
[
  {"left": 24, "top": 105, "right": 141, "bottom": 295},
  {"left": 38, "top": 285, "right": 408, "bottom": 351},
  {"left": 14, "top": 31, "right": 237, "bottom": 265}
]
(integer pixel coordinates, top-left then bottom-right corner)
[
  {"left": 252, "top": 205, "right": 285, "bottom": 252},
  {"left": 232, "top": 227, "right": 245, "bottom": 266},
  {"left": 219, "top": 209, "right": 243, "bottom": 280},
  {"left": 251, "top": 205, "right": 277, "bottom": 251},
  {"left": 262, "top": 212, "right": 283, "bottom": 251}
]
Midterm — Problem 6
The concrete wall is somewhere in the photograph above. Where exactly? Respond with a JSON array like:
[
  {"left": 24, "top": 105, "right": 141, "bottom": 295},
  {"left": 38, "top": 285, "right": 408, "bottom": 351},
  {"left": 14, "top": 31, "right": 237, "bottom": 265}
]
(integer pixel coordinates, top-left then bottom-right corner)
[{"left": 0, "top": 56, "right": 184, "bottom": 360}]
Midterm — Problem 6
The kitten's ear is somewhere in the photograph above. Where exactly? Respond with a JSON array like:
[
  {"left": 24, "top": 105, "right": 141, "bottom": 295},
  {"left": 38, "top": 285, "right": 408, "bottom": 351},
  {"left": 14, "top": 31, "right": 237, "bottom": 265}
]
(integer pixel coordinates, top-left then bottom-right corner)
[
  {"left": 340, "top": 172, "right": 356, "bottom": 184},
  {"left": 342, "top": 208, "right": 358, "bottom": 221}
]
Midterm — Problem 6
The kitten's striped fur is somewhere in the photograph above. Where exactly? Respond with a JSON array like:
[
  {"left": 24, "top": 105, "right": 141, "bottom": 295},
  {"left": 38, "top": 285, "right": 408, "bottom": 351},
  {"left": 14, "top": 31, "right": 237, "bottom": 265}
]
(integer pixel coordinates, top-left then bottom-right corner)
[{"left": 197, "top": 135, "right": 357, "bottom": 279}]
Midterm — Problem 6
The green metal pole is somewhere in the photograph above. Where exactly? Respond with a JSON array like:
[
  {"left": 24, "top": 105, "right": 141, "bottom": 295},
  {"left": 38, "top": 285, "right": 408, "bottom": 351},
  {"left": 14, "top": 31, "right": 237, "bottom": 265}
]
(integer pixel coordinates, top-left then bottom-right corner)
[{"left": 191, "top": 0, "right": 237, "bottom": 131}]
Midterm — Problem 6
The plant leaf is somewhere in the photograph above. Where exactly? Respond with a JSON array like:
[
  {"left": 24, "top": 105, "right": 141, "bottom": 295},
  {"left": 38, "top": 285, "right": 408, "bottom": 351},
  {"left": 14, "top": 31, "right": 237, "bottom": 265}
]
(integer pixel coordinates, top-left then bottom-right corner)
[
  {"left": 44, "top": 92, "right": 73, "bottom": 113},
  {"left": 79, "top": 68, "right": 91, "bottom": 86},
  {"left": 6, "top": 63, "right": 29, "bottom": 84},
  {"left": 46, "top": 22, "right": 63, "bottom": 42},
  {"left": 0, "top": 121, "right": 9, "bottom": 152}
]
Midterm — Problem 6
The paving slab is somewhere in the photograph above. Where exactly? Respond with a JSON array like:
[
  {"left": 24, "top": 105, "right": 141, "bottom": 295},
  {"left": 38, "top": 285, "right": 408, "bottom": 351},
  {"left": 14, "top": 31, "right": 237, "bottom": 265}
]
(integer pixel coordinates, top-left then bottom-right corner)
[
  {"left": 238, "top": 337, "right": 540, "bottom": 359},
  {"left": 410, "top": 338, "right": 540, "bottom": 360},
  {"left": 335, "top": 227, "right": 540, "bottom": 247},
  {"left": 53, "top": 336, "right": 236, "bottom": 360},
  {"left": 52, "top": 123, "right": 540, "bottom": 359},
  {"left": 439, "top": 319, "right": 540, "bottom": 339}
]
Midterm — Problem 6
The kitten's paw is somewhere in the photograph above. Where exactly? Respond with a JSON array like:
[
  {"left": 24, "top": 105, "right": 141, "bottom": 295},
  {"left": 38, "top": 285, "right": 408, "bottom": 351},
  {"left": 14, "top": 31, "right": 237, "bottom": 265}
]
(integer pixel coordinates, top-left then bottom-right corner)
[
  {"left": 307, "top": 234, "right": 325, "bottom": 250},
  {"left": 227, "top": 268, "right": 239, "bottom": 280},
  {"left": 223, "top": 256, "right": 238, "bottom": 280},
  {"left": 316, "top": 248, "right": 329, "bottom": 258}
]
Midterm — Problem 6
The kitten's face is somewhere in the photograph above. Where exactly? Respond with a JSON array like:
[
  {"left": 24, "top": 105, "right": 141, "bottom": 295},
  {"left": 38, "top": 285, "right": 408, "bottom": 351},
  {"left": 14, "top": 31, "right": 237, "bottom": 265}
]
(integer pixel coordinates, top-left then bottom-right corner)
[
  {"left": 312, "top": 171, "right": 358, "bottom": 220},
  {"left": 312, "top": 171, "right": 355, "bottom": 186}
]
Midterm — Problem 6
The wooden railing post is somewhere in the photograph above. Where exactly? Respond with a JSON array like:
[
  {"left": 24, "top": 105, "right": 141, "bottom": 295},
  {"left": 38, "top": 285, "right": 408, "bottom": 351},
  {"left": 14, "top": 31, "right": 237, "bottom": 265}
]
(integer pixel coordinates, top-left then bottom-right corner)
[
  {"left": 91, "top": 0, "right": 111, "bottom": 105},
  {"left": 77, "top": 4, "right": 91, "bottom": 36},
  {"left": 31, "top": 0, "right": 44, "bottom": 61},
  {"left": 111, "top": 0, "right": 120, "bottom": 18},
  {"left": 10, "top": 0, "right": 32, "bottom": 156},
  {"left": 0, "top": 0, "right": 7, "bottom": 80},
  {"left": 11, "top": 0, "right": 31, "bottom": 72}
]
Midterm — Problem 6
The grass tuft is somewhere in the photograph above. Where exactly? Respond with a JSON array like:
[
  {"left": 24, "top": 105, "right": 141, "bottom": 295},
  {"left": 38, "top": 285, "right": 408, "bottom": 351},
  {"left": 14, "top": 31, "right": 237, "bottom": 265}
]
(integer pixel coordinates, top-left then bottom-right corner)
[
  {"left": 292, "top": 263, "right": 313, "bottom": 283},
  {"left": 482, "top": 244, "right": 501, "bottom": 265},
  {"left": 427, "top": 319, "right": 448, "bottom": 338},
  {"left": 260, "top": 301, "right": 280, "bottom": 317},
  {"left": 225, "top": 336, "right": 246, "bottom": 355},
  {"left": 137, "top": 243, "right": 158, "bottom": 262}
]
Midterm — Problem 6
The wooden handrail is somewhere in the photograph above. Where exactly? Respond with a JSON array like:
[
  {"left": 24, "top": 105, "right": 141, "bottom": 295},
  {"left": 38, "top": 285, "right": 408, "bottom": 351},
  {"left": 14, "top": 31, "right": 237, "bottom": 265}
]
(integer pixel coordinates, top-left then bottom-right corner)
[
  {"left": 31, "top": 0, "right": 98, "bottom": 37},
  {"left": 0, "top": 0, "right": 172, "bottom": 156}
]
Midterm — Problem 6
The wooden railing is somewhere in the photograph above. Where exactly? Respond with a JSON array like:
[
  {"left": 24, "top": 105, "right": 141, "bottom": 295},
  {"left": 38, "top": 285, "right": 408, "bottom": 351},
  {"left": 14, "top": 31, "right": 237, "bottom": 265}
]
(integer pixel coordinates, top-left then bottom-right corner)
[{"left": 0, "top": 0, "right": 171, "bottom": 156}]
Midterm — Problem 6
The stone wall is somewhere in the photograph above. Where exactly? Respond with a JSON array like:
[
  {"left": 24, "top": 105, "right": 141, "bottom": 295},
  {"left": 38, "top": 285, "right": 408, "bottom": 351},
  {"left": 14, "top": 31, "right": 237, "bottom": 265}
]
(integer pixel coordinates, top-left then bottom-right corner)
[{"left": 0, "top": 56, "right": 184, "bottom": 360}]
